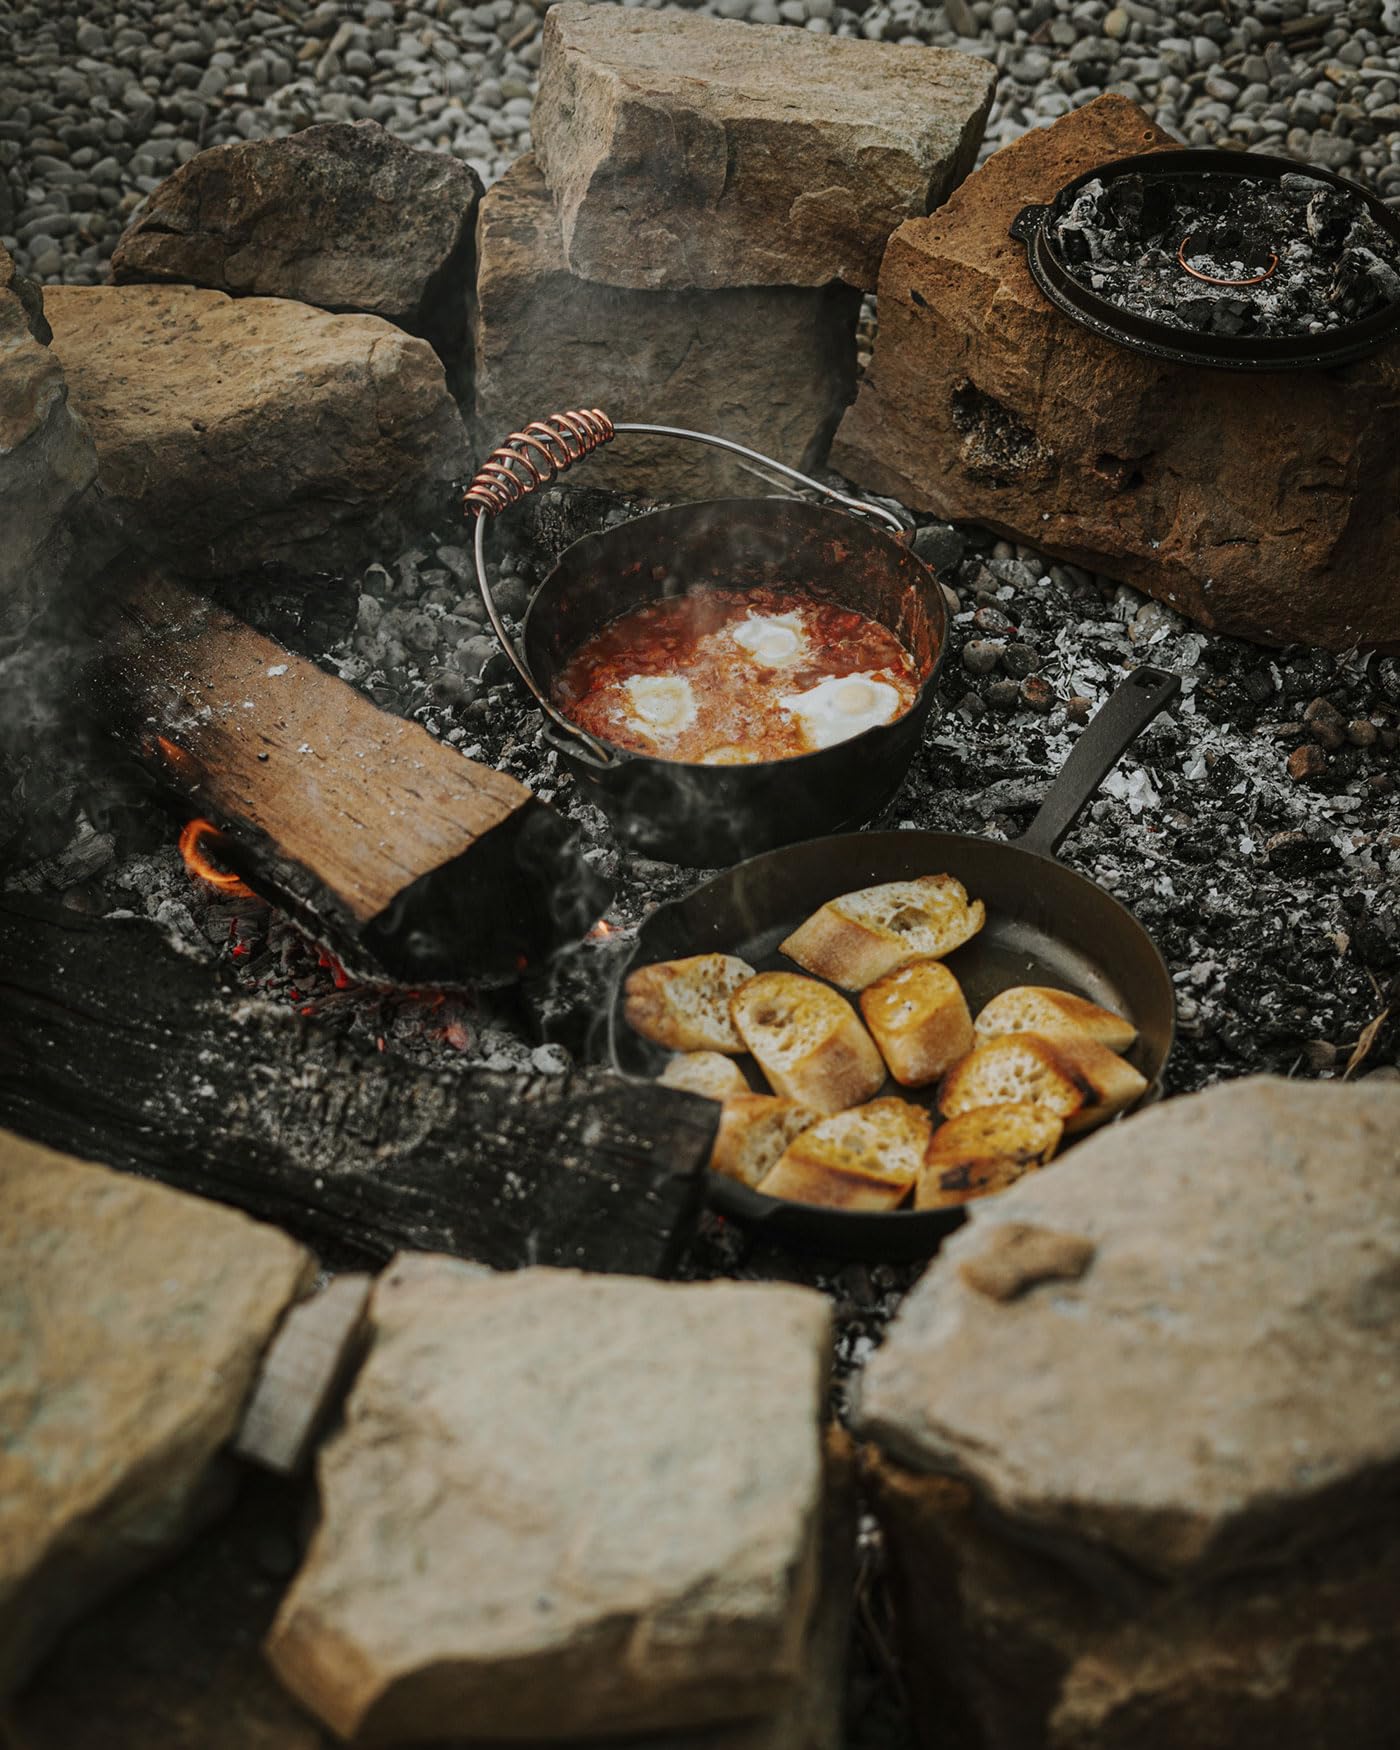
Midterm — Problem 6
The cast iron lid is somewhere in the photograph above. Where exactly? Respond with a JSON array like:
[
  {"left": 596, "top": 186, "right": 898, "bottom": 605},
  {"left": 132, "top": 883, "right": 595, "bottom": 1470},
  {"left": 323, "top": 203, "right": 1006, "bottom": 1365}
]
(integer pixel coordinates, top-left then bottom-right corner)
[{"left": 1011, "top": 147, "right": 1400, "bottom": 371}]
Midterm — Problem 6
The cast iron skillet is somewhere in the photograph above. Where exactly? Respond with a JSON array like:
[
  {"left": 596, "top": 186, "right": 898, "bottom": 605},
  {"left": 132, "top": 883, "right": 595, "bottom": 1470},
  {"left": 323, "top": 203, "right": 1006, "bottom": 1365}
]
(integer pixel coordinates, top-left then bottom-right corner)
[
  {"left": 468, "top": 416, "right": 948, "bottom": 867},
  {"left": 609, "top": 667, "right": 1181, "bottom": 1261},
  {"left": 1011, "top": 147, "right": 1400, "bottom": 371}
]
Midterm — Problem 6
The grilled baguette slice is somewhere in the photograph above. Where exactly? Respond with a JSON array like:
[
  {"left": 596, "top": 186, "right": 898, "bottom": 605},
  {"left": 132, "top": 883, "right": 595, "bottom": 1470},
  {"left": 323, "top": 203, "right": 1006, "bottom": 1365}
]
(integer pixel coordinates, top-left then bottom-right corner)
[
  {"left": 730, "top": 971, "right": 886, "bottom": 1115},
  {"left": 860, "top": 960, "right": 974, "bottom": 1087},
  {"left": 624, "top": 953, "right": 755, "bottom": 1053},
  {"left": 758, "top": 1096, "right": 931, "bottom": 1211},
  {"left": 915, "top": 1103, "right": 1063, "bottom": 1209},
  {"left": 780, "top": 875, "right": 985, "bottom": 990},
  {"left": 711, "top": 1094, "right": 819, "bottom": 1188},
  {"left": 658, "top": 1052, "right": 751, "bottom": 1103},
  {"left": 974, "top": 985, "right": 1137, "bottom": 1052},
  {"left": 938, "top": 1032, "right": 1148, "bottom": 1135}
]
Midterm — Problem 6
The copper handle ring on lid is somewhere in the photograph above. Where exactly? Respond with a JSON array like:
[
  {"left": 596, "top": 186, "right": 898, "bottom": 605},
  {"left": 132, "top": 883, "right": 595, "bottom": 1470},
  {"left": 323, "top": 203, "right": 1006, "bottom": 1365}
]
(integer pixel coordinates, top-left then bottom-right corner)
[
  {"left": 1177, "top": 233, "right": 1279, "bottom": 287},
  {"left": 464, "top": 408, "right": 909, "bottom": 771}
]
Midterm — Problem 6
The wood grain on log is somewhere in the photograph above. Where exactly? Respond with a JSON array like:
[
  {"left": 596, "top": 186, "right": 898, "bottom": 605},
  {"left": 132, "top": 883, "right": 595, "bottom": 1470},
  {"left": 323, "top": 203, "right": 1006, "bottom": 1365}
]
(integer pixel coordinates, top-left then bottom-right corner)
[
  {"left": 0, "top": 899, "right": 714, "bottom": 1277},
  {"left": 91, "top": 565, "right": 610, "bottom": 985}
]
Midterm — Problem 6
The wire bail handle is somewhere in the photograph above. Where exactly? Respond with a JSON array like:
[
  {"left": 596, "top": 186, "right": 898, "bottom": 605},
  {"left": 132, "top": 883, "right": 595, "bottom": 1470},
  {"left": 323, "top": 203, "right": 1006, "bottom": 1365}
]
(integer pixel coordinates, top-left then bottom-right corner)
[{"left": 464, "top": 409, "right": 909, "bottom": 769}]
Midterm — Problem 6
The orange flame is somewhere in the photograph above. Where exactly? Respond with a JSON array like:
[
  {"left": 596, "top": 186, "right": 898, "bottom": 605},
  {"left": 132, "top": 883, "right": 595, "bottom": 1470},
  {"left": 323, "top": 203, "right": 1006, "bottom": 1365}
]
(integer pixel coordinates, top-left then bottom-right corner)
[
  {"left": 587, "top": 918, "right": 617, "bottom": 940},
  {"left": 178, "top": 818, "right": 254, "bottom": 898}
]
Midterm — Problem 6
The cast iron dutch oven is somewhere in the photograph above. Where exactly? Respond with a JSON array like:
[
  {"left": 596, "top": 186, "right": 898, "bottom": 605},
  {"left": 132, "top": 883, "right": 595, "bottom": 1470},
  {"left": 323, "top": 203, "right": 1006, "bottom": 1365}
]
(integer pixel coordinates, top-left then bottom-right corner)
[
  {"left": 466, "top": 409, "right": 948, "bottom": 867},
  {"left": 609, "top": 667, "right": 1181, "bottom": 1261},
  {"left": 1011, "top": 146, "right": 1400, "bottom": 371}
]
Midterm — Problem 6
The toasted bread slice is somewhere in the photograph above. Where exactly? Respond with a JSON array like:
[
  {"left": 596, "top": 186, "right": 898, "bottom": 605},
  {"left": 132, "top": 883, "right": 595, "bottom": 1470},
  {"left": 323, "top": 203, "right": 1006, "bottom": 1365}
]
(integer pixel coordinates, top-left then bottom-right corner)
[
  {"left": 758, "top": 1096, "right": 931, "bottom": 1211},
  {"left": 624, "top": 953, "right": 755, "bottom": 1053},
  {"left": 974, "top": 985, "right": 1137, "bottom": 1053},
  {"left": 938, "top": 1033, "right": 1149, "bottom": 1135},
  {"left": 860, "top": 960, "right": 974, "bottom": 1087},
  {"left": 780, "top": 875, "right": 985, "bottom": 990},
  {"left": 729, "top": 971, "right": 886, "bottom": 1115},
  {"left": 1050, "top": 1034, "right": 1149, "bottom": 1134},
  {"left": 658, "top": 1052, "right": 751, "bottom": 1103},
  {"left": 711, "top": 1094, "right": 819, "bottom": 1188},
  {"left": 938, "top": 1034, "right": 1089, "bottom": 1126},
  {"left": 915, "top": 1104, "right": 1063, "bottom": 1209}
]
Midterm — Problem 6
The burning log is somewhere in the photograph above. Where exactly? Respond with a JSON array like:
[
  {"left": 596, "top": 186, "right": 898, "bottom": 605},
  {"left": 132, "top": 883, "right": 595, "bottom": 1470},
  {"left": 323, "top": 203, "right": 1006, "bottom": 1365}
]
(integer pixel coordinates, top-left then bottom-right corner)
[
  {"left": 0, "top": 898, "right": 715, "bottom": 1277},
  {"left": 91, "top": 565, "right": 609, "bottom": 986}
]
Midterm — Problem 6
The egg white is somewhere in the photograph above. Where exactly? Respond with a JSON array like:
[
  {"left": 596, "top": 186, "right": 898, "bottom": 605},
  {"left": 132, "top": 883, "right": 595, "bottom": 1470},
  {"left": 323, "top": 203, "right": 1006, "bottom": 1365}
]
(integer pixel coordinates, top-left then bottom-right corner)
[
  {"left": 779, "top": 672, "right": 902, "bottom": 751},
  {"left": 730, "top": 611, "right": 807, "bottom": 667},
  {"left": 620, "top": 674, "right": 697, "bottom": 742}
]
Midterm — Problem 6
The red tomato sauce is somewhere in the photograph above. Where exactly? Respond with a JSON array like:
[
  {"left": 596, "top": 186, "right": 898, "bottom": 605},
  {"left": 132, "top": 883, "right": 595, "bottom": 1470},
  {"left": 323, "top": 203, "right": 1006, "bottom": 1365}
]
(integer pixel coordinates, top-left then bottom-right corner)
[{"left": 553, "top": 586, "right": 919, "bottom": 764}]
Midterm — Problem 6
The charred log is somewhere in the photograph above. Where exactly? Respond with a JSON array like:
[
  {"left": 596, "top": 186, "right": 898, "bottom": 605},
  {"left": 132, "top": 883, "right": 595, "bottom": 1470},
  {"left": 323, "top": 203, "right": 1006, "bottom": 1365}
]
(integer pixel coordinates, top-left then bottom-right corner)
[
  {"left": 89, "top": 563, "right": 610, "bottom": 986},
  {"left": 0, "top": 898, "right": 713, "bottom": 1276}
]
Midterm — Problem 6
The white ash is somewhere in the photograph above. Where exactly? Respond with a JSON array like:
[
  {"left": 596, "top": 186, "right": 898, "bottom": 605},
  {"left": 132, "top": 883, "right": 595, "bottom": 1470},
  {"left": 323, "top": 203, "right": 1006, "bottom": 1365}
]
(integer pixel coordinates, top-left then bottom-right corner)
[{"left": 1053, "top": 168, "right": 1400, "bottom": 338}]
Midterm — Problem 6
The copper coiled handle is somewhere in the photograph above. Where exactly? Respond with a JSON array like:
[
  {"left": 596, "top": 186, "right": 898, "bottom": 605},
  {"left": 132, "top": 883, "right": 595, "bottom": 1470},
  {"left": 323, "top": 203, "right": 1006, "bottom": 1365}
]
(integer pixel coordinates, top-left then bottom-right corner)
[{"left": 463, "top": 408, "right": 616, "bottom": 517}]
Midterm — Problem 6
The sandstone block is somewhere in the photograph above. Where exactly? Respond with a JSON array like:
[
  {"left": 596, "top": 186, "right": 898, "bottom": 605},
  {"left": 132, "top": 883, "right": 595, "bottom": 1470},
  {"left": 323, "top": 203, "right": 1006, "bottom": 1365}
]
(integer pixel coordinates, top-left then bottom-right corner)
[
  {"left": 0, "top": 245, "right": 97, "bottom": 599},
  {"left": 0, "top": 1128, "right": 313, "bottom": 1695},
  {"left": 532, "top": 2, "right": 995, "bottom": 292},
  {"left": 13, "top": 1436, "right": 853, "bottom": 1750},
  {"left": 110, "top": 121, "right": 482, "bottom": 371},
  {"left": 472, "top": 155, "right": 859, "bottom": 502},
  {"left": 855, "top": 1077, "right": 1400, "bottom": 1583},
  {"left": 43, "top": 284, "right": 470, "bottom": 579},
  {"left": 830, "top": 97, "right": 1400, "bottom": 651},
  {"left": 266, "top": 1261, "right": 833, "bottom": 1743}
]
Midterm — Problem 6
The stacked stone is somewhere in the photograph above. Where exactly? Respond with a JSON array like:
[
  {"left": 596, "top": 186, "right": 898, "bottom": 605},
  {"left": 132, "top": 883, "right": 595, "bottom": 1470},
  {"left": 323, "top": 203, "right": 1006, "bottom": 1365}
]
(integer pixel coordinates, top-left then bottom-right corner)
[
  {"left": 472, "top": 1, "right": 996, "bottom": 501},
  {"left": 853, "top": 1076, "right": 1400, "bottom": 1750},
  {"left": 26, "top": 122, "right": 478, "bottom": 581}
]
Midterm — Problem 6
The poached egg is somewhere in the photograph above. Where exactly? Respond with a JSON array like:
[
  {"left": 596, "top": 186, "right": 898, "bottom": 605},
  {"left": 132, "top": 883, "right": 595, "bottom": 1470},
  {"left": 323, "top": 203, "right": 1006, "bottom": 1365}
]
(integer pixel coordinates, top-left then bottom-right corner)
[{"left": 779, "top": 672, "right": 903, "bottom": 751}]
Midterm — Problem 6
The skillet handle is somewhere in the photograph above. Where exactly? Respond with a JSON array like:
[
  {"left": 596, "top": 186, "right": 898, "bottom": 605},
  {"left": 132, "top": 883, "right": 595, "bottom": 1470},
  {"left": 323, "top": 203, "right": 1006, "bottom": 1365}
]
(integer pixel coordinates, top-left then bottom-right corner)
[{"left": 1017, "top": 665, "right": 1180, "bottom": 859}]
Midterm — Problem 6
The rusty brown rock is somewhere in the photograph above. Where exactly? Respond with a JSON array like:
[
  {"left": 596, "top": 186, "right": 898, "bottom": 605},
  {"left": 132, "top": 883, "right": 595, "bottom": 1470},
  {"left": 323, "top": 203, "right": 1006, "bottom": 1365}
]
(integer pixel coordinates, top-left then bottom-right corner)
[
  {"left": 0, "top": 244, "right": 97, "bottom": 598},
  {"left": 0, "top": 1128, "right": 312, "bottom": 1697},
  {"left": 472, "top": 155, "right": 860, "bottom": 502},
  {"left": 266, "top": 1261, "right": 833, "bottom": 1743},
  {"left": 830, "top": 96, "right": 1400, "bottom": 652},
  {"left": 856, "top": 1077, "right": 1400, "bottom": 1585},
  {"left": 532, "top": 2, "right": 995, "bottom": 292},
  {"left": 110, "top": 122, "right": 481, "bottom": 372},
  {"left": 43, "top": 284, "right": 470, "bottom": 579}
]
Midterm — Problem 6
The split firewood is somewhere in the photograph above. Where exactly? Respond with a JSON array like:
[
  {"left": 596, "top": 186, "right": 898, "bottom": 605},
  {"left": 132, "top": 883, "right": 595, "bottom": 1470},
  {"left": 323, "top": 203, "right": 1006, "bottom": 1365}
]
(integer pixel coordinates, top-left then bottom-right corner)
[
  {"left": 90, "top": 563, "right": 610, "bottom": 986},
  {"left": 0, "top": 897, "right": 715, "bottom": 1278}
]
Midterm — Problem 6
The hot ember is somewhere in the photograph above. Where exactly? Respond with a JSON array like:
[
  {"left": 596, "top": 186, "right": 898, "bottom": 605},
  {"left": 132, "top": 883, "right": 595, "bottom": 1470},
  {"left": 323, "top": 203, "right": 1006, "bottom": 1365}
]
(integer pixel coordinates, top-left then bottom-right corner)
[{"left": 553, "top": 586, "right": 919, "bottom": 764}]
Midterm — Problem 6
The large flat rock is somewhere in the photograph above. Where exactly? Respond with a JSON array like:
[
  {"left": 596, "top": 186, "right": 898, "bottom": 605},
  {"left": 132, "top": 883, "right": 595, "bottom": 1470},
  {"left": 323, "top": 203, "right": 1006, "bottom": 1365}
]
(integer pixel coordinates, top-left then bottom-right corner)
[
  {"left": 43, "top": 284, "right": 470, "bottom": 579},
  {"left": 0, "top": 245, "right": 97, "bottom": 598},
  {"left": 472, "top": 155, "right": 859, "bottom": 502},
  {"left": 266, "top": 1259, "right": 833, "bottom": 1743},
  {"left": 532, "top": 2, "right": 995, "bottom": 291},
  {"left": 110, "top": 121, "right": 481, "bottom": 371},
  {"left": 855, "top": 1077, "right": 1400, "bottom": 1583},
  {"left": 830, "top": 97, "right": 1400, "bottom": 651},
  {"left": 0, "top": 1129, "right": 312, "bottom": 1696}
]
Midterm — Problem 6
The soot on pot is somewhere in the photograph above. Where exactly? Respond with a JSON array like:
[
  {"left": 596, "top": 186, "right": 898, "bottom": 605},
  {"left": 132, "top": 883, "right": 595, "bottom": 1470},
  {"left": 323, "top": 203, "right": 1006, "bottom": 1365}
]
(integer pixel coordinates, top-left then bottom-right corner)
[{"left": 1051, "top": 169, "right": 1400, "bottom": 341}]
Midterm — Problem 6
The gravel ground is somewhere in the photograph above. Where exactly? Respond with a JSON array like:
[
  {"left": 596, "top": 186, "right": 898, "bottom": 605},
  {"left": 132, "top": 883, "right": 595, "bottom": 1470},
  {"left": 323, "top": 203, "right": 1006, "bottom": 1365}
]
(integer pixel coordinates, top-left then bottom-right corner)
[{"left": 3, "top": 0, "right": 1399, "bottom": 284}]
